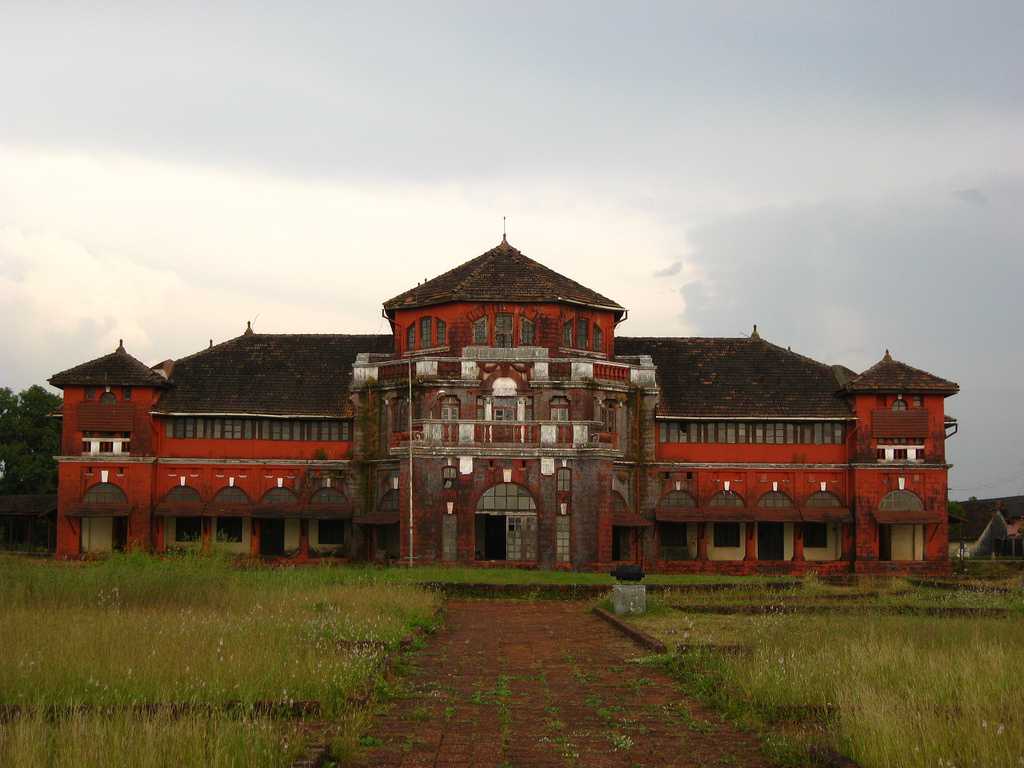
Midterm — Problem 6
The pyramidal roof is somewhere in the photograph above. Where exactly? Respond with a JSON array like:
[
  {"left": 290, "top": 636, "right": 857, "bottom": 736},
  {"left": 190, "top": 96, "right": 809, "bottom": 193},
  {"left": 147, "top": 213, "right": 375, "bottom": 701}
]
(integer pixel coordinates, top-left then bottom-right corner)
[
  {"left": 383, "top": 237, "right": 625, "bottom": 316},
  {"left": 49, "top": 340, "right": 167, "bottom": 389},
  {"left": 845, "top": 350, "right": 958, "bottom": 394}
]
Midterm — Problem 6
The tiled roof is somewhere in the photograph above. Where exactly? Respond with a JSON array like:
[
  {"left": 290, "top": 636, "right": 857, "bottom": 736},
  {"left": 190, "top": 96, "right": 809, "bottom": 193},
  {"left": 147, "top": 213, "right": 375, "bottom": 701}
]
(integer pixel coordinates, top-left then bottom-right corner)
[
  {"left": 0, "top": 495, "right": 57, "bottom": 516},
  {"left": 49, "top": 341, "right": 167, "bottom": 389},
  {"left": 154, "top": 333, "right": 394, "bottom": 417},
  {"left": 383, "top": 237, "right": 624, "bottom": 315},
  {"left": 845, "top": 351, "right": 958, "bottom": 394},
  {"left": 615, "top": 336, "right": 852, "bottom": 418}
]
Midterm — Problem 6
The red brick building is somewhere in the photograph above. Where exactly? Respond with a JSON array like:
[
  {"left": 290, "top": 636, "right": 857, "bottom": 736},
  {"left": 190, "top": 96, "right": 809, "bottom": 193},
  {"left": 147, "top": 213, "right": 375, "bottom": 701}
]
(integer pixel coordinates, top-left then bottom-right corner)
[{"left": 48, "top": 238, "right": 959, "bottom": 573}]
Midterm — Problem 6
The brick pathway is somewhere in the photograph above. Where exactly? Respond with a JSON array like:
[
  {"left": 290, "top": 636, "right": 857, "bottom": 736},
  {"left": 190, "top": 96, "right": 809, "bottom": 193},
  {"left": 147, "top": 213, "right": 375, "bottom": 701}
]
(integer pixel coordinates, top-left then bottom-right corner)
[{"left": 356, "top": 600, "right": 772, "bottom": 768}]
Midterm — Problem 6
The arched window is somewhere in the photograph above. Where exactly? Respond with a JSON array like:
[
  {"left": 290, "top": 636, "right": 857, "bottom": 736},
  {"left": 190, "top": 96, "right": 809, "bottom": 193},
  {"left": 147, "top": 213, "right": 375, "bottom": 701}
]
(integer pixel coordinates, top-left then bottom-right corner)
[
  {"left": 593, "top": 324, "right": 604, "bottom": 352},
  {"left": 437, "top": 319, "right": 447, "bottom": 346},
  {"left": 212, "top": 486, "right": 249, "bottom": 505},
  {"left": 440, "top": 396, "right": 460, "bottom": 421},
  {"left": 311, "top": 487, "right": 346, "bottom": 504},
  {"left": 708, "top": 490, "right": 745, "bottom": 508},
  {"left": 805, "top": 491, "right": 842, "bottom": 508},
  {"left": 477, "top": 483, "right": 536, "bottom": 512},
  {"left": 475, "top": 396, "right": 486, "bottom": 421},
  {"left": 576, "top": 318, "right": 589, "bottom": 349},
  {"left": 100, "top": 391, "right": 116, "bottom": 404},
  {"left": 495, "top": 313, "right": 513, "bottom": 348},
  {"left": 261, "top": 487, "right": 298, "bottom": 505},
  {"left": 83, "top": 483, "right": 127, "bottom": 504},
  {"left": 878, "top": 490, "right": 923, "bottom": 512},
  {"left": 557, "top": 468, "right": 571, "bottom": 492},
  {"left": 602, "top": 399, "right": 617, "bottom": 433},
  {"left": 612, "top": 492, "right": 630, "bottom": 513},
  {"left": 562, "top": 321, "right": 572, "bottom": 347},
  {"left": 520, "top": 317, "right": 535, "bottom": 346},
  {"left": 892, "top": 398, "right": 907, "bottom": 411},
  {"left": 550, "top": 396, "right": 570, "bottom": 422},
  {"left": 406, "top": 324, "right": 416, "bottom": 351},
  {"left": 420, "top": 317, "right": 433, "bottom": 347},
  {"left": 378, "top": 490, "right": 399, "bottom": 512},
  {"left": 660, "top": 490, "right": 697, "bottom": 507},
  {"left": 473, "top": 317, "right": 488, "bottom": 345},
  {"left": 391, "top": 397, "right": 408, "bottom": 432},
  {"left": 758, "top": 491, "right": 794, "bottom": 508},
  {"left": 164, "top": 486, "right": 201, "bottom": 503}
]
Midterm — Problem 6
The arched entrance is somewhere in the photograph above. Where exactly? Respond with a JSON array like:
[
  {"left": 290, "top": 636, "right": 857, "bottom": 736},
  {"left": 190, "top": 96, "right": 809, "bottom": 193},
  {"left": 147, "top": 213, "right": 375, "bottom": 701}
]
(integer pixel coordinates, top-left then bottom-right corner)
[{"left": 475, "top": 483, "right": 537, "bottom": 562}]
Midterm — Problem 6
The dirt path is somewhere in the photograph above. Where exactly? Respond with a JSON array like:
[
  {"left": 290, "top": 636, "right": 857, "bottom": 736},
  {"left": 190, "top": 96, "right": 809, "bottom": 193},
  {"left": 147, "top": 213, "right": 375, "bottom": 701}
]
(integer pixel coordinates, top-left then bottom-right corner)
[{"left": 355, "top": 600, "right": 772, "bottom": 768}]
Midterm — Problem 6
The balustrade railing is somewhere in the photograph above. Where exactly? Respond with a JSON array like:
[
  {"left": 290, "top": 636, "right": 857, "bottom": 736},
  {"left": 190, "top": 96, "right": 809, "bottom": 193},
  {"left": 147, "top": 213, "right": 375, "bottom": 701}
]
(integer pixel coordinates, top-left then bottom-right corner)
[{"left": 402, "top": 419, "right": 613, "bottom": 449}]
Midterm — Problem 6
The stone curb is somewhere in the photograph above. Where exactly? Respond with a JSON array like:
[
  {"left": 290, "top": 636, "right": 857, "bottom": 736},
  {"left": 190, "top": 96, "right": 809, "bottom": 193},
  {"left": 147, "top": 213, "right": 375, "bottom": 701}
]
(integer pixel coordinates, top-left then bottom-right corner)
[{"left": 591, "top": 606, "right": 668, "bottom": 654}]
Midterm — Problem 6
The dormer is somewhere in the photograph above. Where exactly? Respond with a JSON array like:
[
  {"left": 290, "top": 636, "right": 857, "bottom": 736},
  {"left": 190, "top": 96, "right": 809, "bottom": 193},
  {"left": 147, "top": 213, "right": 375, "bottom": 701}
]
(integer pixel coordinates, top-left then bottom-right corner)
[
  {"left": 382, "top": 237, "right": 625, "bottom": 358},
  {"left": 843, "top": 350, "right": 959, "bottom": 464},
  {"left": 48, "top": 340, "right": 166, "bottom": 457}
]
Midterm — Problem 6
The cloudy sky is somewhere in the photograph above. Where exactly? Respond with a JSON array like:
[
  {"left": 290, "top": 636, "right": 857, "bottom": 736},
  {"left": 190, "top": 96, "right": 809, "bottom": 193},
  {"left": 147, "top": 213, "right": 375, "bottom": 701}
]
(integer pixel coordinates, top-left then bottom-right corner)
[{"left": 1, "top": 2, "right": 1021, "bottom": 498}]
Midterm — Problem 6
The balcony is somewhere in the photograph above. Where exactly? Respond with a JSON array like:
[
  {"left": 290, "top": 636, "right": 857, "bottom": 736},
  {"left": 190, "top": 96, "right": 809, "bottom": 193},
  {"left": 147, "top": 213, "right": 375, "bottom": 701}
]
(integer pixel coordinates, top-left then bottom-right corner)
[
  {"left": 395, "top": 420, "right": 621, "bottom": 450},
  {"left": 352, "top": 351, "right": 657, "bottom": 388}
]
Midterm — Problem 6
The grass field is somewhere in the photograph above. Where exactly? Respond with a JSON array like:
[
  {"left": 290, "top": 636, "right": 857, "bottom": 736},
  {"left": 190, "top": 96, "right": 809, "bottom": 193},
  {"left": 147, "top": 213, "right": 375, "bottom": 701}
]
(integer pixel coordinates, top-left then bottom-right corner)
[
  {"left": 0, "top": 554, "right": 441, "bottom": 767},
  {"left": 627, "top": 578, "right": 1024, "bottom": 768}
]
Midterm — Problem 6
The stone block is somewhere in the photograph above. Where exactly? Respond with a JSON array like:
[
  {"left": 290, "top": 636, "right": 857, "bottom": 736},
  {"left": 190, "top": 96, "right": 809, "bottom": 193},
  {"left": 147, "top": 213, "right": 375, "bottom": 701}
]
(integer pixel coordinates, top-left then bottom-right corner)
[{"left": 611, "top": 584, "right": 647, "bottom": 615}]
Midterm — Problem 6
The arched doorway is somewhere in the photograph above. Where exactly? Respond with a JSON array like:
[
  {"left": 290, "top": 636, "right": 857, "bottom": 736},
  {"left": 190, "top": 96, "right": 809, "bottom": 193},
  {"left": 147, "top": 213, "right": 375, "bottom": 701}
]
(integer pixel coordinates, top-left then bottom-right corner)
[{"left": 475, "top": 483, "right": 537, "bottom": 561}]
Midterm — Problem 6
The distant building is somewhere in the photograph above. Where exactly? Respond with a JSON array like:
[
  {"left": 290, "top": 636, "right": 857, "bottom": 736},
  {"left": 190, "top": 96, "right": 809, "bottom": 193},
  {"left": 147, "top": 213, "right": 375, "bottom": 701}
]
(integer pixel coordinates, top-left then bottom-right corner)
[
  {"left": 0, "top": 495, "right": 57, "bottom": 553},
  {"left": 949, "top": 496, "right": 1024, "bottom": 558},
  {"left": 48, "top": 238, "right": 959, "bottom": 574}
]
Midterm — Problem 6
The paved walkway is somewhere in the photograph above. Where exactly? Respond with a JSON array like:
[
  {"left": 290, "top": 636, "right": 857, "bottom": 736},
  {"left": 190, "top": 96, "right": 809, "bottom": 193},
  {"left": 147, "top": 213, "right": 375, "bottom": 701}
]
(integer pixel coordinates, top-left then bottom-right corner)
[{"left": 356, "top": 600, "right": 772, "bottom": 768}]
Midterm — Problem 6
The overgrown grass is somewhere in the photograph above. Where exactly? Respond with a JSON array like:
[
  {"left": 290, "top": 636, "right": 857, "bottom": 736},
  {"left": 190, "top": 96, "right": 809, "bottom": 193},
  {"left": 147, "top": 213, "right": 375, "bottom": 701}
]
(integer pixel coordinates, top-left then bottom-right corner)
[
  {"left": 0, "top": 554, "right": 440, "bottom": 767},
  {"left": 0, "top": 713, "right": 305, "bottom": 768},
  {"left": 631, "top": 579, "right": 1024, "bottom": 768}
]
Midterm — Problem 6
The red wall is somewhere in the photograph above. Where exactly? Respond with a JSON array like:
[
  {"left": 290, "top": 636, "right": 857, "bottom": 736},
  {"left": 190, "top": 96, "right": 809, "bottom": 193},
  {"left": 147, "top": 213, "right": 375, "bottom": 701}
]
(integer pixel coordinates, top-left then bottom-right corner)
[{"left": 392, "top": 301, "right": 619, "bottom": 357}]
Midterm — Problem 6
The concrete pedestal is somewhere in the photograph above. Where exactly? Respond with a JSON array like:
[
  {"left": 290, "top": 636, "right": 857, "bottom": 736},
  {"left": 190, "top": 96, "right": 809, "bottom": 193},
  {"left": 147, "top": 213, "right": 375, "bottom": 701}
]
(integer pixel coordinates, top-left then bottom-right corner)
[{"left": 611, "top": 584, "right": 646, "bottom": 615}]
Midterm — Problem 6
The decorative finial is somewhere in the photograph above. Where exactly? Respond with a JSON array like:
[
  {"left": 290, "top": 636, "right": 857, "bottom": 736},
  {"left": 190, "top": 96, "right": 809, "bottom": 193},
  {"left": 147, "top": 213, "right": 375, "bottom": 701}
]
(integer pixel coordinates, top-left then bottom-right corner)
[
  {"left": 209, "top": 339, "right": 213, "bottom": 349},
  {"left": 116, "top": 339, "right": 125, "bottom": 353},
  {"left": 244, "top": 321, "right": 253, "bottom": 336},
  {"left": 751, "top": 324, "right": 760, "bottom": 340},
  {"left": 883, "top": 349, "right": 892, "bottom": 361}
]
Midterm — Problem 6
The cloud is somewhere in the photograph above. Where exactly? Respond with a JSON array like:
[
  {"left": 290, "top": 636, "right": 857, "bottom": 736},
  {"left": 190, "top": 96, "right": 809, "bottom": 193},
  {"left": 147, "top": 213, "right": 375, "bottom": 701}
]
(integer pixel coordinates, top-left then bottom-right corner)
[
  {"left": 652, "top": 261, "right": 682, "bottom": 278},
  {"left": 953, "top": 188, "right": 989, "bottom": 206},
  {"left": 678, "top": 178, "right": 1024, "bottom": 499},
  {"left": 0, "top": 145, "right": 690, "bottom": 390}
]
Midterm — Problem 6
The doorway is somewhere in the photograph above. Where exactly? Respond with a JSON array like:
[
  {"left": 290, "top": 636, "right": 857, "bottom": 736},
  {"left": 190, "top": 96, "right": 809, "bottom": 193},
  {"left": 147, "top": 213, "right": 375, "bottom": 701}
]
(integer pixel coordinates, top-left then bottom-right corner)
[
  {"left": 757, "top": 522, "right": 785, "bottom": 561},
  {"left": 260, "top": 519, "right": 285, "bottom": 556},
  {"left": 612, "top": 526, "right": 634, "bottom": 561},
  {"left": 476, "top": 514, "right": 507, "bottom": 560}
]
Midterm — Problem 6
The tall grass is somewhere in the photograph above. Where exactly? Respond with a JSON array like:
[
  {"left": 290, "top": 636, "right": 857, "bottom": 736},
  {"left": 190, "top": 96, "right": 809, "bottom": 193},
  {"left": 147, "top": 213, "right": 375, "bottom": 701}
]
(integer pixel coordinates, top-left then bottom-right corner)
[
  {"left": 0, "top": 713, "right": 304, "bottom": 768},
  {"left": 0, "top": 554, "right": 440, "bottom": 767},
  {"left": 648, "top": 587, "right": 1024, "bottom": 768}
]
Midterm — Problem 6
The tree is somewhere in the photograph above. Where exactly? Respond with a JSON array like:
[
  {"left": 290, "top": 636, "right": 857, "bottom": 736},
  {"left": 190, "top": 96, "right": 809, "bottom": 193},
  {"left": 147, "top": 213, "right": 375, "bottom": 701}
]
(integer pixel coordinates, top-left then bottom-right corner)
[{"left": 0, "top": 385, "right": 63, "bottom": 495}]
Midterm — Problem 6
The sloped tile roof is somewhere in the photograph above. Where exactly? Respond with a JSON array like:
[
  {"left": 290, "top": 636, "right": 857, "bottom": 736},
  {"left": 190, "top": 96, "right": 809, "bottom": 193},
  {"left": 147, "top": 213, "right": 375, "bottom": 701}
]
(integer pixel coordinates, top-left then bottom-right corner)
[
  {"left": 615, "top": 336, "right": 852, "bottom": 418},
  {"left": 0, "top": 495, "right": 57, "bottom": 516},
  {"left": 154, "top": 333, "right": 394, "bottom": 417},
  {"left": 383, "top": 237, "right": 624, "bottom": 315},
  {"left": 49, "top": 341, "right": 167, "bottom": 389},
  {"left": 845, "top": 351, "right": 958, "bottom": 394}
]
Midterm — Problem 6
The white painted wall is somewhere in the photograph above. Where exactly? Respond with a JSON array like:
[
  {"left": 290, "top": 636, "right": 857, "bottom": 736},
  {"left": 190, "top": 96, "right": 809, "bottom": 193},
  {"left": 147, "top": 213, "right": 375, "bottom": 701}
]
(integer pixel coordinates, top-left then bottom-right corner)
[
  {"left": 804, "top": 523, "right": 841, "bottom": 561},
  {"left": 81, "top": 517, "right": 113, "bottom": 553},
  {"left": 890, "top": 524, "right": 924, "bottom": 561}
]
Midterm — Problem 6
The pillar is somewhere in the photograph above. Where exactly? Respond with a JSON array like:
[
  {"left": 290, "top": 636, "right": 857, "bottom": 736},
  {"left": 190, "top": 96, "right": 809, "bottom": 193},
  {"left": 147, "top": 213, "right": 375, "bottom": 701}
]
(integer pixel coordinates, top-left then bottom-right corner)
[
  {"left": 154, "top": 516, "right": 165, "bottom": 553},
  {"left": 202, "top": 517, "right": 212, "bottom": 553},
  {"left": 793, "top": 523, "right": 804, "bottom": 562},
  {"left": 841, "top": 522, "right": 854, "bottom": 561},
  {"left": 250, "top": 518, "right": 260, "bottom": 556},
  {"left": 744, "top": 522, "right": 756, "bottom": 561},
  {"left": 698, "top": 523, "right": 708, "bottom": 561},
  {"left": 299, "top": 519, "right": 310, "bottom": 560}
]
